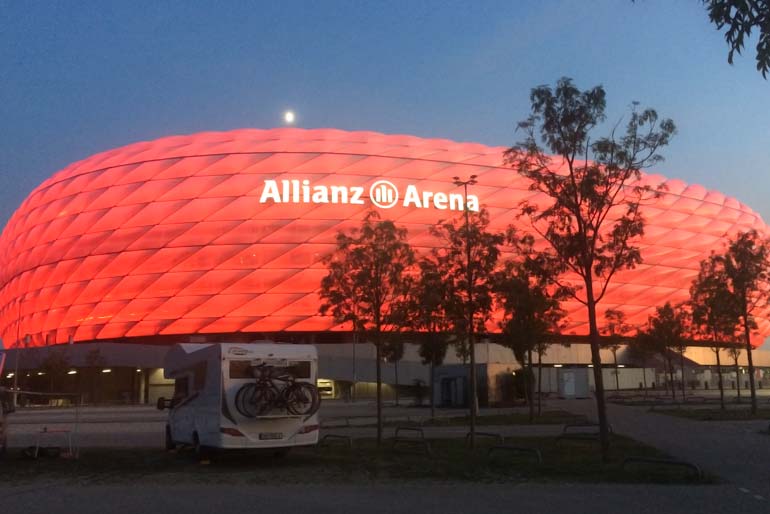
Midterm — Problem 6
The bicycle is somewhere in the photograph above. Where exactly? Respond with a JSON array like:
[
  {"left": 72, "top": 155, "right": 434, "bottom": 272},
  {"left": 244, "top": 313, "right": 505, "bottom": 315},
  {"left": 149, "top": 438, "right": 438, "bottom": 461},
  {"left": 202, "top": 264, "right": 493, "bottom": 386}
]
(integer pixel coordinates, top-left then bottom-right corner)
[{"left": 235, "top": 364, "right": 320, "bottom": 418}]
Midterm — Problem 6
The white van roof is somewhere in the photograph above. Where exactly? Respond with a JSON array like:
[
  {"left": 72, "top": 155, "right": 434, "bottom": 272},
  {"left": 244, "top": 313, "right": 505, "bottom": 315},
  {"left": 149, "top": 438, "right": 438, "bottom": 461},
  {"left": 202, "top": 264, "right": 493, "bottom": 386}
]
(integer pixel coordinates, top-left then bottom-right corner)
[{"left": 163, "top": 342, "right": 317, "bottom": 375}]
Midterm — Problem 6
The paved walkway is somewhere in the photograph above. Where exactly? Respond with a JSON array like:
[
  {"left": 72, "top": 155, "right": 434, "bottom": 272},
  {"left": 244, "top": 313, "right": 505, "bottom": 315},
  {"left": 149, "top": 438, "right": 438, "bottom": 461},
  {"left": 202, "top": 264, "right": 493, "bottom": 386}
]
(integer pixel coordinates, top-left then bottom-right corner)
[
  {"left": 4, "top": 403, "right": 547, "bottom": 448},
  {"left": 563, "top": 397, "right": 770, "bottom": 502}
]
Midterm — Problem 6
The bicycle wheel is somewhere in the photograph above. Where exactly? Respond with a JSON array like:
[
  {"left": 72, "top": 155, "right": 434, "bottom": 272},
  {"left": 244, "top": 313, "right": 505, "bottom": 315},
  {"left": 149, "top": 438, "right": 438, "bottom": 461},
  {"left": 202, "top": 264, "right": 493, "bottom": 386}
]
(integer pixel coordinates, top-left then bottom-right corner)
[
  {"left": 235, "top": 383, "right": 258, "bottom": 418},
  {"left": 285, "top": 382, "right": 320, "bottom": 416},
  {"left": 249, "top": 384, "right": 277, "bottom": 416}
]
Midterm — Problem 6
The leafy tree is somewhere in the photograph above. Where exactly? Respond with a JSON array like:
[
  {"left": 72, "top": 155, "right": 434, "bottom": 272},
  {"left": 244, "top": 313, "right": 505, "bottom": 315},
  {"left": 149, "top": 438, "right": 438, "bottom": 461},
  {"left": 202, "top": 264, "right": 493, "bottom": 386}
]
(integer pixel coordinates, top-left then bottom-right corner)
[
  {"left": 417, "top": 337, "right": 448, "bottom": 416},
  {"left": 719, "top": 229, "right": 770, "bottom": 414},
  {"left": 431, "top": 208, "right": 503, "bottom": 448},
  {"left": 319, "top": 211, "right": 415, "bottom": 445},
  {"left": 646, "top": 303, "right": 687, "bottom": 400},
  {"left": 494, "top": 233, "right": 566, "bottom": 420},
  {"left": 39, "top": 348, "right": 70, "bottom": 393},
  {"left": 504, "top": 77, "right": 676, "bottom": 459},
  {"left": 675, "top": 314, "right": 690, "bottom": 400},
  {"left": 85, "top": 347, "right": 106, "bottom": 404},
  {"left": 408, "top": 257, "right": 452, "bottom": 419},
  {"left": 381, "top": 339, "right": 405, "bottom": 406},
  {"left": 727, "top": 345, "right": 742, "bottom": 400},
  {"left": 626, "top": 329, "right": 655, "bottom": 395},
  {"left": 705, "top": 0, "right": 770, "bottom": 78},
  {"left": 602, "top": 309, "right": 632, "bottom": 391},
  {"left": 453, "top": 337, "right": 471, "bottom": 364},
  {"left": 689, "top": 254, "right": 740, "bottom": 409},
  {"left": 690, "top": 254, "right": 740, "bottom": 410}
]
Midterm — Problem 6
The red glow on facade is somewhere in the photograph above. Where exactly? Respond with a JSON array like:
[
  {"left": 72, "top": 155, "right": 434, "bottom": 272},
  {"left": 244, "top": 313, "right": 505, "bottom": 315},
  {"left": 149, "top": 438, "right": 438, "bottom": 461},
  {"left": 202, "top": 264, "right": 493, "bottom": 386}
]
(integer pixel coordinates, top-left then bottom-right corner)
[{"left": 0, "top": 128, "right": 767, "bottom": 347}]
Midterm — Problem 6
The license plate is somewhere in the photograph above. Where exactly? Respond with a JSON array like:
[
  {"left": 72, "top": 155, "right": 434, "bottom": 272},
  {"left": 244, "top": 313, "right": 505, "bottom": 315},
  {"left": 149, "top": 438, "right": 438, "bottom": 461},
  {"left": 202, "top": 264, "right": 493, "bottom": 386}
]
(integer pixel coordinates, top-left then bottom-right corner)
[{"left": 259, "top": 432, "right": 283, "bottom": 440}]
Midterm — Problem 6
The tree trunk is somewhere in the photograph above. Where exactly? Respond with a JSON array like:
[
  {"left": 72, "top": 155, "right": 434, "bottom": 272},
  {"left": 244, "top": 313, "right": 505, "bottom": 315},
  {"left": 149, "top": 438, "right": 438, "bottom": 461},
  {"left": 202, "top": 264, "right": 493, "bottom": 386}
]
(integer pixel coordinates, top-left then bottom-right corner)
[
  {"left": 394, "top": 360, "right": 399, "bottom": 407},
  {"left": 680, "top": 350, "right": 686, "bottom": 401},
  {"left": 468, "top": 331, "right": 477, "bottom": 449},
  {"left": 586, "top": 291, "right": 610, "bottom": 462},
  {"left": 715, "top": 348, "right": 725, "bottom": 410},
  {"left": 430, "top": 361, "right": 435, "bottom": 419},
  {"left": 90, "top": 371, "right": 97, "bottom": 405},
  {"left": 613, "top": 350, "right": 620, "bottom": 391},
  {"left": 537, "top": 348, "right": 543, "bottom": 417},
  {"left": 466, "top": 208, "right": 478, "bottom": 450},
  {"left": 743, "top": 315, "right": 758, "bottom": 415},
  {"left": 351, "top": 332, "right": 357, "bottom": 403},
  {"left": 734, "top": 356, "right": 742, "bottom": 402},
  {"left": 667, "top": 357, "right": 676, "bottom": 401},
  {"left": 527, "top": 349, "right": 534, "bottom": 423},
  {"left": 663, "top": 350, "right": 676, "bottom": 401},
  {"left": 376, "top": 337, "right": 383, "bottom": 446}
]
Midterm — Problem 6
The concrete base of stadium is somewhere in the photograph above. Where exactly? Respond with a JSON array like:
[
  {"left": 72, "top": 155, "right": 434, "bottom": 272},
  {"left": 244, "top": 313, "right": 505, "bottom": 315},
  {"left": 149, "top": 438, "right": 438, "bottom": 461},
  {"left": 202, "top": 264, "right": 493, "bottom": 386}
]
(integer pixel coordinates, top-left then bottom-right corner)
[{"left": 3, "top": 340, "right": 770, "bottom": 406}]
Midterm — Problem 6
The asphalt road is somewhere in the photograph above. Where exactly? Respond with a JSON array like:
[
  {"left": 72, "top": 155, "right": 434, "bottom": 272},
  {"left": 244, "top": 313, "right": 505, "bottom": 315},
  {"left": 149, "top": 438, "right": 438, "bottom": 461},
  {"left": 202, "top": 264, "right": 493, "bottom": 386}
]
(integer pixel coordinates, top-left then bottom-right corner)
[{"left": 2, "top": 482, "right": 769, "bottom": 514}]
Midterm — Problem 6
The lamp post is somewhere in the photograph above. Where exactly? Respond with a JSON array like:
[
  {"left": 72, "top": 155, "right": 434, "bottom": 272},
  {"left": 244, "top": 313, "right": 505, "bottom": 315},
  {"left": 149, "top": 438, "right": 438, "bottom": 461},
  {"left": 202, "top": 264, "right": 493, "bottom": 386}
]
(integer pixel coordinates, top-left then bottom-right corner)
[{"left": 453, "top": 174, "right": 478, "bottom": 448}]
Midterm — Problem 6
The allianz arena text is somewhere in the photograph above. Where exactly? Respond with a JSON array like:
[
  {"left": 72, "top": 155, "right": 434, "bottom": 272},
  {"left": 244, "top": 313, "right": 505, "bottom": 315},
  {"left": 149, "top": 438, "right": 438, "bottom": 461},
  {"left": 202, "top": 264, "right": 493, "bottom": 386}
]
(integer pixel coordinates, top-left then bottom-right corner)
[{"left": 0, "top": 128, "right": 768, "bottom": 347}]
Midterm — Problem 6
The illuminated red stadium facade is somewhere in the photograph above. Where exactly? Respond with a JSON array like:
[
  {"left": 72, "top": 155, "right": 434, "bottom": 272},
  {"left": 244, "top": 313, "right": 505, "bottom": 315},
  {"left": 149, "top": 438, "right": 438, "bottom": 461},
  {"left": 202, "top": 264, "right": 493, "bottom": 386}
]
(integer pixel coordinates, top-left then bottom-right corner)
[{"left": 1, "top": 128, "right": 769, "bottom": 349}]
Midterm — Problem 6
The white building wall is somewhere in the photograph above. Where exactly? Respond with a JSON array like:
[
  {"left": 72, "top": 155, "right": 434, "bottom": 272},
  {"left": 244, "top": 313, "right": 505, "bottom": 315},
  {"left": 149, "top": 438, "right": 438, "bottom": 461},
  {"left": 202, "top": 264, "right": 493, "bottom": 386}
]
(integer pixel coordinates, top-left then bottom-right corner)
[
  {"left": 592, "top": 367, "right": 656, "bottom": 391},
  {"left": 317, "top": 342, "right": 658, "bottom": 388}
]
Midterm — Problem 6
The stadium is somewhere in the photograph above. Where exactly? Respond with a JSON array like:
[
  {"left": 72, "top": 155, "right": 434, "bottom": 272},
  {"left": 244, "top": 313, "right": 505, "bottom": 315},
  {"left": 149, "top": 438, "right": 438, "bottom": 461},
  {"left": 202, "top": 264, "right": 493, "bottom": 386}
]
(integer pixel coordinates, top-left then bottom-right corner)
[{"left": 0, "top": 128, "right": 768, "bottom": 404}]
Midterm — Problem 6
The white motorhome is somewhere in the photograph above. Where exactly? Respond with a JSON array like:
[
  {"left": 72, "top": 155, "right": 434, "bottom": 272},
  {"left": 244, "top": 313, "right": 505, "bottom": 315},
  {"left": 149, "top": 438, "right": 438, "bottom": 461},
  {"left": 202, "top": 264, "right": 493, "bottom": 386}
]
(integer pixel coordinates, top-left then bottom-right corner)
[{"left": 159, "top": 342, "right": 320, "bottom": 455}]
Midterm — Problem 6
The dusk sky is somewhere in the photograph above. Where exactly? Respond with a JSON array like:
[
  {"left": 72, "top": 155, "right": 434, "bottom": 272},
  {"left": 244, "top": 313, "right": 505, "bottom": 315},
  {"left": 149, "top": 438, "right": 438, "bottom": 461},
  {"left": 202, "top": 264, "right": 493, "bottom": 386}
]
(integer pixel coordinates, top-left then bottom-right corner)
[{"left": 1, "top": 0, "right": 768, "bottom": 228}]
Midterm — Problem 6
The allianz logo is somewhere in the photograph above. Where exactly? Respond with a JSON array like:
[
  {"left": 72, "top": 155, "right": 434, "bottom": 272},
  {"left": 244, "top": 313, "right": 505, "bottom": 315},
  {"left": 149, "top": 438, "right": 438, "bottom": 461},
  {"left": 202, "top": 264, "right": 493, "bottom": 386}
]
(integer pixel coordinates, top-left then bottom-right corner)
[{"left": 259, "top": 179, "right": 480, "bottom": 212}]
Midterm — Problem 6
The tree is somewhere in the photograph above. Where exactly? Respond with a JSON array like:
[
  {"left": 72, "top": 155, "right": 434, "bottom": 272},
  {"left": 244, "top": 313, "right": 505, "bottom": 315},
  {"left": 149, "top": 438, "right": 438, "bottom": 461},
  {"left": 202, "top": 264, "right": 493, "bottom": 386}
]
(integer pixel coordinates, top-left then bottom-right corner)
[
  {"left": 319, "top": 211, "right": 415, "bottom": 445},
  {"left": 431, "top": 208, "right": 503, "bottom": 448},
  {"left": 719, "top": 229, "right": 770, "bottom": 414},
  {"left": 417, "top": 334, "right": 449, "bottom": 418},
  {"left": 646, "top": 303, "right": 687, "bottom": 400},
  {"left": 675, "top": 315, "right": 689, "bottom": 400},
  {"left": 727, "top": 345, "right": 742, "bottom": 400},
  {"left": 705, "top": 0, "right": 770, "bottom": 78},
  {"left": 381, "top": 339, "right": 405, "bottom": 406},
  {"left": 494, "top": 233, "right": 566, "bottom": 420},
  {"left": 602, "top": 309, "right": 632, "bottom": 391},
  {"left": 39, "top": 348, "right": 70, "bottom": 393},
  {"left": 626, "top": 329, "right": 655, "bottom": 395},
  {"left": 408, "top": 257, "right": 452, "bottom": 419},
  {"left": 504, "top": 77, "right": 676, "bottom": 459},
  {"left": 689, "top": 254, "right": 741, "bottom": 410},
  {"left": 85, "top": 347, "right": 106, "bottom": 404}
]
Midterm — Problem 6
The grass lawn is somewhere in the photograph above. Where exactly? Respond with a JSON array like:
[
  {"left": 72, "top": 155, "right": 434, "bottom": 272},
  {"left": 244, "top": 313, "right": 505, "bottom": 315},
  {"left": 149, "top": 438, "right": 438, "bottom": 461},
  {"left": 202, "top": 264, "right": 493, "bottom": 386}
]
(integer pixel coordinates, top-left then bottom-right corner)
[
  {"left": 652, "top": 407, "right": 770, "bottom": 421},
  {"left": 0, "top": 434, "right": 714, "bottom": 485},
  {"left": 416, "top": 410, "right": 587, "bottom": 427},
  {"left": 341, "top": 410, "right": 588, "bottom": 428}
]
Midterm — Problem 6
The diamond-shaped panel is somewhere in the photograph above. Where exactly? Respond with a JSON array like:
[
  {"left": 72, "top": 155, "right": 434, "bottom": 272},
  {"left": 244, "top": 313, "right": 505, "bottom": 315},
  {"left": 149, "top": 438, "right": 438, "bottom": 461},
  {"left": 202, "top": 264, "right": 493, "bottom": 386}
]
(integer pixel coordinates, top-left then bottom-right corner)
[{"left": 0, "top": 128, "right": 767, "bottom": 347}]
